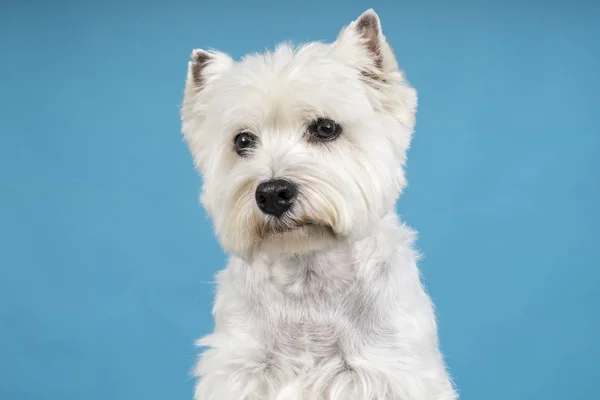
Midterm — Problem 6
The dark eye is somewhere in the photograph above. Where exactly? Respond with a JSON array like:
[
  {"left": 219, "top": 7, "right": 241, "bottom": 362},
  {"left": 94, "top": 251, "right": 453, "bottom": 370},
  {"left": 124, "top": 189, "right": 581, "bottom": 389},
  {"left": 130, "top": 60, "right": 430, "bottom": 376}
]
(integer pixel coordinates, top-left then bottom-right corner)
[
  {"left": 233, "top": 132, "right": 257, "bottom": 156},
  {"left": 308, "top": 118, "right": 342, "bottom": 141}
]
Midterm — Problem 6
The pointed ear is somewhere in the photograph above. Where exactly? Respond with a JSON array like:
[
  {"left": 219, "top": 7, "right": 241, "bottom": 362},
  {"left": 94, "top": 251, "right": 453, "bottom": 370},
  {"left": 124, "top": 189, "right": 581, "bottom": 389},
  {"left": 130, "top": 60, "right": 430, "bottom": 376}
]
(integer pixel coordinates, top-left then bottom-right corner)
[
  {"left": 354, "top": 9, "right": 384, "bottom": 70},
  {"left": 189, "top": 49, "right": 213, "bottom": 88},
  {"left": 185, "top": 48, "right": 233, "bottom": 94},
  {"left": 335, "top": 9, "right": 400, "bottom": 81},
  {"left": 182, "top": 49, "right": 233, "bottom": 167},
  {"left": 335, "top": 10, "right": 417, "bottom": 129}
]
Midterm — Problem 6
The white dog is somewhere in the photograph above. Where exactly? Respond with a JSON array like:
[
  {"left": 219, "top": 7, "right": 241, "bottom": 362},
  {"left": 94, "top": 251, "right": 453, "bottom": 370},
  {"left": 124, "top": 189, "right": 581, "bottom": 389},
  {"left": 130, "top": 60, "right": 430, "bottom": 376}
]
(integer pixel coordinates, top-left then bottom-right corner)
[{"left": 180, "top": 9, "right": 457, "bottom": 400}]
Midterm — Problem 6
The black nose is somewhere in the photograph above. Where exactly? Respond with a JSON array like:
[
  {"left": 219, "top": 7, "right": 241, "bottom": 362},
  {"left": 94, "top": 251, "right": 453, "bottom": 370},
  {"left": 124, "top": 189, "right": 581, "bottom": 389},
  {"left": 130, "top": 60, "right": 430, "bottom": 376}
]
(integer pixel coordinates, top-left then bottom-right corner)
[{"left": 255, "top": 179, "right": 297, "bottom": 217}]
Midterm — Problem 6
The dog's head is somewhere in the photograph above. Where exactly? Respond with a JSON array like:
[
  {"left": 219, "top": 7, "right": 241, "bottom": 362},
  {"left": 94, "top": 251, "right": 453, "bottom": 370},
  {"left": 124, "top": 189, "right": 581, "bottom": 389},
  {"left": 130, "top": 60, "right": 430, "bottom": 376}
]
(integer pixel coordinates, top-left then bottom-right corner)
[{"left": 181, "top": 9, "right": 417, "bottom": 257}]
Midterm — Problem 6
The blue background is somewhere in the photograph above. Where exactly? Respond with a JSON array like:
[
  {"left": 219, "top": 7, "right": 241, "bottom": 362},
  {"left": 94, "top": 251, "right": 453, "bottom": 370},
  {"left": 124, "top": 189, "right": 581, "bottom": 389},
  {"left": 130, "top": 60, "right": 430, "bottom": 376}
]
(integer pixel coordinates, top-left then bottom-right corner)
[{"left": 1, "top": 0, "right": 598, "bottom": 399}]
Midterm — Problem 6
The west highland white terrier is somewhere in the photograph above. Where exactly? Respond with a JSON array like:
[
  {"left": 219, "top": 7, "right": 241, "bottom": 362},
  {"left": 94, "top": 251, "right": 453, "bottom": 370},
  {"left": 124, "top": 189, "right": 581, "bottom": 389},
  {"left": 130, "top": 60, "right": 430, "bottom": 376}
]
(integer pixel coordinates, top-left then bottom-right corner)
[{"left": 180, "top": 9, "right": 457, "bottom": 400}]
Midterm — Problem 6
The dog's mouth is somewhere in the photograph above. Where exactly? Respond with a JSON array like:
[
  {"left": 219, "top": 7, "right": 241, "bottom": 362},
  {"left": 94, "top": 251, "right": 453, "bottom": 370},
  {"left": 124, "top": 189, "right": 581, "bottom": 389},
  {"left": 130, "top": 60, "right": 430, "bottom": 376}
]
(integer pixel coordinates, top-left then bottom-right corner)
[
  {"left": 258, "top": 217, "right": 334, "bottom": 237},
  {"left": 275, "top": 219, "right": 318, "bottom": 232},
  {"left": 249, "top": 215, "right": 340, "bottom": 254}
]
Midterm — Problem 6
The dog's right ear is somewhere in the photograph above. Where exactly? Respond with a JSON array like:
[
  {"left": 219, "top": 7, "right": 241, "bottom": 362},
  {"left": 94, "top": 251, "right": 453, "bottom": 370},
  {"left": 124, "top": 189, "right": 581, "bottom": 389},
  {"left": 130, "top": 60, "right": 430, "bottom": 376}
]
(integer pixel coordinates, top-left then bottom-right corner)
[
  {"left": 182, "top": 49, "right": 233, "bottom": 169},
  {"left": 185, "top": 49, "right": 233, "bottom": 93},
  {"left": 189, "top": 49, "right": 213, "bottom": 89}
]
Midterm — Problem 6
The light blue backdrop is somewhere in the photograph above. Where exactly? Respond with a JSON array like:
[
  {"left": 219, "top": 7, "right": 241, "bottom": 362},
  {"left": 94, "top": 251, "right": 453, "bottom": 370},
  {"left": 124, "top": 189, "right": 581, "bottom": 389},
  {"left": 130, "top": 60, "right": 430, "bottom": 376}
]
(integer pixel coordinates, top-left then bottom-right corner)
[{"left": 1, "top": 0, "right": 598, "bottom": 399}]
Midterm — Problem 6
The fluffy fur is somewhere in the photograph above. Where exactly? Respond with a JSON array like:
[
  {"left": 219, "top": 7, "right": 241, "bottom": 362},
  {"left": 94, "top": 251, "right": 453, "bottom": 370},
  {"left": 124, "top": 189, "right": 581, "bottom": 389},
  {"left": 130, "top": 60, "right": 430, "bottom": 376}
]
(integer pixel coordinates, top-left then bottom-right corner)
[{"left": 180, "top": 9, "right": 457, "bottom": 399}]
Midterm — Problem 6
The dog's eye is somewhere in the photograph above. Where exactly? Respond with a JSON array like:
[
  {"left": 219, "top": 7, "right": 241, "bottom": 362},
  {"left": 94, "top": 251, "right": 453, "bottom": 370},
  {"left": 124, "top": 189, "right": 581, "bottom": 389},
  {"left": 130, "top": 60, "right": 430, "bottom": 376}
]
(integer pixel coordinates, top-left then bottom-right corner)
[
  {"left": 308, "top": 118, "right": 342, "bottom": 141},
  {"left": 233, "top": 132, "right": 258, "bottom": 156}
]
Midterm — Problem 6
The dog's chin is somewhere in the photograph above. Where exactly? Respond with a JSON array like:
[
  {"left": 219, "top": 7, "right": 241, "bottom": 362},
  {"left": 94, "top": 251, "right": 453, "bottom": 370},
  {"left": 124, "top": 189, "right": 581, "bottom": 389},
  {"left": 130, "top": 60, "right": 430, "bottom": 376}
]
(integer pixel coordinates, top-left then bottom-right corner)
[{"left": 253, "top": 222, "right": 340, "bottom": 256}]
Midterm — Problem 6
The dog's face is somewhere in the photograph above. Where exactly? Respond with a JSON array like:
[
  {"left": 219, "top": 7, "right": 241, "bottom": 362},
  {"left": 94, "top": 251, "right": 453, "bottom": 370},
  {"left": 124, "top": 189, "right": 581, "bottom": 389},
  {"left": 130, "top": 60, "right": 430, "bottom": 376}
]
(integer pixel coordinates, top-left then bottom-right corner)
[{"left": 181, "top": 10, "right": 417, "bottom": 256}]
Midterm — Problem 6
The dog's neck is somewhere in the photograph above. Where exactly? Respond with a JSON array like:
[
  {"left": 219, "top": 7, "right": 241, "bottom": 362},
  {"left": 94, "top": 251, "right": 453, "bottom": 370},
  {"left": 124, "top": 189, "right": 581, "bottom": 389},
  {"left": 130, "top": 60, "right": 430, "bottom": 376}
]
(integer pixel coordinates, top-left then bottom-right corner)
[{"left": 244, "top": 212, "right": 405, "bottom": 295}]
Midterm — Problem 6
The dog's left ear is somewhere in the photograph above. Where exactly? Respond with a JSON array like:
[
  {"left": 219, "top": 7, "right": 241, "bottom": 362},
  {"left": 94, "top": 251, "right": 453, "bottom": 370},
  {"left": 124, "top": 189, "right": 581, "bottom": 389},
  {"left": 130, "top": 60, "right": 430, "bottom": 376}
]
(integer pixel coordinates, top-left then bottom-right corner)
[
  {"left": 334, "top": 9, "right": 400, "bottom": 82},
  {"left": 335, "top": 9, "right": 417, "bottom": 128}
]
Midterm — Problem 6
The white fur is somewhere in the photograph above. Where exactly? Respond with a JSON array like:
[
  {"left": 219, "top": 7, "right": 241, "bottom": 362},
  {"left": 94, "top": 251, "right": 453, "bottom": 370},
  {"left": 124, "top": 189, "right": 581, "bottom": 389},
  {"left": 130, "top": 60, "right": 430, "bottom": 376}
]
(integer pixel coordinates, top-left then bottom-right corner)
[{"left": 181, "top": 9, "right": 457, "bottom": 399}]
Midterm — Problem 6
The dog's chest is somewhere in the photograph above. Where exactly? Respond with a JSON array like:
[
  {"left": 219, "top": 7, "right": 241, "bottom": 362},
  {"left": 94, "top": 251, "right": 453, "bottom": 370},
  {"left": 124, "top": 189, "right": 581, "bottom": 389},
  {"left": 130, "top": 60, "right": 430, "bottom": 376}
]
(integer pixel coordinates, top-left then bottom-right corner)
[{"left": 258, "top": 256, "right": 380, "bottom": 365}]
